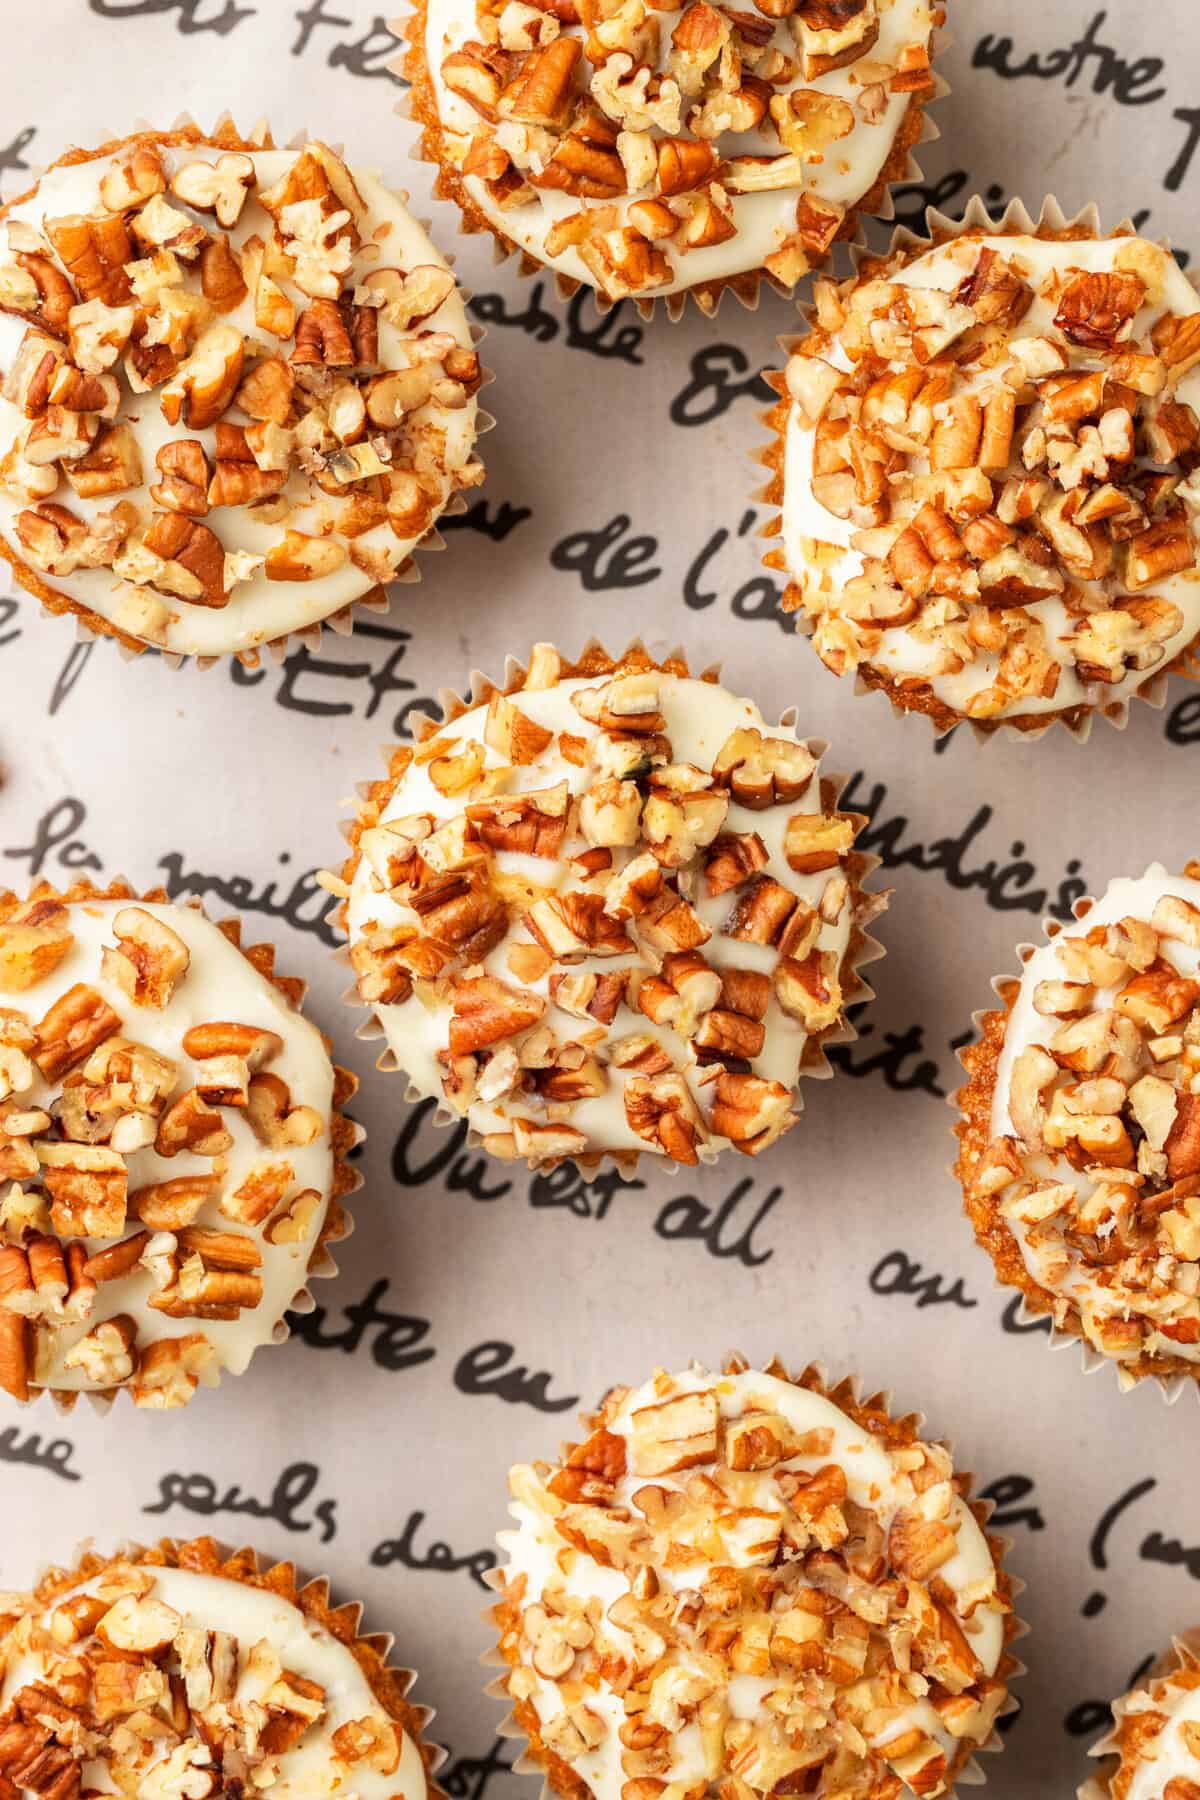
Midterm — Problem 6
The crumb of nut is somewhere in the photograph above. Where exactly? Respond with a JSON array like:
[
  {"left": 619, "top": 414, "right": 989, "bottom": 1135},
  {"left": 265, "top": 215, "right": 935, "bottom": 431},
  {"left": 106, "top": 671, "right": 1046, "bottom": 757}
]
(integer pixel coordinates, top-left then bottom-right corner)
[
  {"left": 494, "top": 1359, "right": 1011, "bottom": 1800},
  {"left": 341, "top": 653, "right": 878, "bottom": 1169},
  {"left": 0, "top": 888, "right": 342, "bottom": 1406},
  {"left": 774, "top": 226, "right": 1200, "bottom": 732},
  {"left": 0, "top": 131, "right": 480, "bottom": 658},
  {"left": 958, "top": 863, "right": 1200, "bottom": 1386}
]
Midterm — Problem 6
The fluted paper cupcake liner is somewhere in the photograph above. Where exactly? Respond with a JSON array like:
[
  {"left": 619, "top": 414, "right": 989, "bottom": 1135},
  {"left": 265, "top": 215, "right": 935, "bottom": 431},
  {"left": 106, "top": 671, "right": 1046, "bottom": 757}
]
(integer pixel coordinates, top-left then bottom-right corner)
[
  {"left": 953, "top": 874, "right": 1200, "bottom": 1403},
  {"left": 1078, "top": 1633, "right": 1200, "bottom": 1800},
  {"left": 321, "top": 637, "right": 889, "bottom": 1175},
  {"left": 0, "top": 1534, "right": 447, "bottom": 1800},
  {"left": 390, "top": 6, "right": 950, "bottom": 322},
  {"left": 0, "top": 875, "right": 360, "bottom": 1415},
  {"left": 479, "top": 1354, "right": 1025, "bottom": 1799},
  {"left": 755, "top": 193, "right": 1200, "bottom": 744},
  {"left": 0, "top": 116, "right": 495, "bottom": 671}
]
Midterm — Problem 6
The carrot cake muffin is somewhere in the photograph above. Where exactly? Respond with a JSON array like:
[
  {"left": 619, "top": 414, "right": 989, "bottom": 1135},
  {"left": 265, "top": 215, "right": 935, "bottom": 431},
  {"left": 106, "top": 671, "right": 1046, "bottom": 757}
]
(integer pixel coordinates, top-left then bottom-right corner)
[
  {"left": 406, "top": 0, "right": 943, "bottom": 309},
  {"left": 766, "top": 220, "right": 1200, "bottom": 732},
  {"left": 335, "top": 644, "right": 882, "bottom": 1169},
  {"left": 0, "top": 1536, "right": 438, "bottom": 1799},
  {"left": 0, "top": 127, "right": 481, "bottom": 659},
  {"left": 957, "top": 863, "right": 1200, "bottom": 1386},
  {"left": 491, "top": 1356, "right": 1015, "bottom": 1800},
  {"left": 0, "top": 882, "right": 353, "bottom": 1408}
]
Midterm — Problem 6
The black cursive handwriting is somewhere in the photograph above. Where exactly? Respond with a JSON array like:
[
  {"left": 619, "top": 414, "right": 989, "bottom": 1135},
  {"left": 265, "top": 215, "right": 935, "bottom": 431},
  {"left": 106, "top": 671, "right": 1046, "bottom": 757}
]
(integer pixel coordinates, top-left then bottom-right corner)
[
  {"left": 669, "top": 346, "right": 773, "bottom": 428},
  {"left": 529, "top": 1161, "right": 645, "bottom": 1220},
  {"left": 0, "top": 128, "right": 36, "bottom": 192},
  {"left": 551, "top": 514, "right": 661, "bottom": 591},
  {"left": 469, "top": 283, "right": 643, "bottom": 364},
  {"left": 158, "top": 851, "right": 339, "bottom": 947},
  {"left": 0, "top": 1425, "right": 81, "bottom": 1484},
  {"left": 654, "top": 1177, "right": 779, "bottom": 1267},
  {"left": 869, "top": 1249, "right": 978, "bottom": 1311},
  {"left": 49, "top": 642, "right": 94, "bottom": 717},
  {"left": 5, "top": 797, "right": 103, "bottom": 881},
  {"left": 981, "top": 1474, "right": 1046, "bottom": 1533},
  {"left": 144, "top": 1460, "right": 338, "bottom": 1543},
  {"left": 370, "top": 1510, "right": 497, "bottom": 1589},
  {"left": 289, "top": 1279, "right": 437, "bottom": 1371},
  {"left": 1066, "top": 1655, "right": 1156, "bottom": 1738},
  {"left": 1091, "top": 1477, "right": 1157, "bottom": 1572},
  {"left": 89, "top": 0, "right": 253, "bottom": 32},
  {"left": 999, "top": 1294, "right": 1053, "bottom": 1336},
  {"left": 393, "top": 1101, "right": 513, "bottom": 1200},
  {"left": 1168, "top": 106, "right": 1200, "bottom": 193},
  {"left": 443, "top": 498, "right": 532, "bottom": 542},
  {"left": 973, "top": 12, "right": 1166, "bottom": 107},
  {"left": 230, "top": 620, "right": 434, "bottom": 739},
  {"left": 1142, "top": 1529, "right": 1200, "bottom": 1581},
  {"left": 842, "top": 774, "right": 1089, "bottom": 923},
  {"left": 0, "top": 598, "right": 21, "bottom": 653},
  {"left": 454, "top": 1341, "right": 578, "bottom": 1413},
  {"left": 441, "top": 1739, "right": 517, "bottom": 1800},
  {"left": 1167, "top": 693, "right": 1200, "bottom": 745},
  {"left": 683, "top": 509, "right": 788, "bottom": 631},
  {"left": 291, "top": 0, "right": 403, "bottom": 79},
  {"left": 827, "top": 1019, "right": 946, "bottom": 1099}
]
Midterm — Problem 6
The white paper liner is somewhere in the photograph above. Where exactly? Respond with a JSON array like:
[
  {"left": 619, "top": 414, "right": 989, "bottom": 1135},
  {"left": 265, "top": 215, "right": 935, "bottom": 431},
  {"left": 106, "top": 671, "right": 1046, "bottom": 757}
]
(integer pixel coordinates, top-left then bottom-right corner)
[
  {"left": 951, "top": 873, "right": 1200, "bottom": 1405},
  {"left": 477, "top": 1356, "right": 1026, "bottom": 1798},
  {"left": 389, "top": 7, "right": 950, "bottom": 322},
  {"left": 1, "top": 1534, "right": 448, "bottom": 1800},
  {"left": 754, "top": 192, "right": 1200, "bottom": 745},
  {"left": 0, "top": 112, "right": 496, "bottom": 671},
  {"left": 320, "top": 636, "right": 890, "bottom": 1176},
  {"left": 1077, "top": 1634, "right": 1200, "bottom": 1800},
  {"left": 0, "top": 875, "right": 360, "bottom": 1418}
]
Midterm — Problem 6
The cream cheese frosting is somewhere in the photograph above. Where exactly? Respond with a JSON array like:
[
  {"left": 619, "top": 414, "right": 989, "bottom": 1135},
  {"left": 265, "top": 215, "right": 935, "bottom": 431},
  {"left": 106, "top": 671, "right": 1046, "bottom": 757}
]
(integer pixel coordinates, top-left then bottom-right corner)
[
  {"left": 342, "top": 651, "right": 869, "bottom": 1165},
  {"left": 0, "top": 135, "right": 480, "bottom": 657},
  {"left": 496, "top": 1361, "right": 1009, "bottom": 1800},
  {"left": 968, "top": 864, "right": 1200, "bottom": 1374},
  {"left": 0, "top": 1556, "right": 427, "bottom": 1800},
  {"left": 0, "top": 893, "right": 337, "bottom": 1406},
  {"left": 420, "top": 0, "right": 938, "bottom": 301},
  {"left": 778, "top": 230, "right": 1200, "bottom": 723}
]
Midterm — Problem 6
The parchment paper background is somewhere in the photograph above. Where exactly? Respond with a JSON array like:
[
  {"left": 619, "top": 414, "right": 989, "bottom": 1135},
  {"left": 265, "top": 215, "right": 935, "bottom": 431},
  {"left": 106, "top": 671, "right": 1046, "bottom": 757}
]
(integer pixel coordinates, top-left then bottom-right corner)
[{"left": 1, "top": 4, "right": 1198, "bottom": 1795}]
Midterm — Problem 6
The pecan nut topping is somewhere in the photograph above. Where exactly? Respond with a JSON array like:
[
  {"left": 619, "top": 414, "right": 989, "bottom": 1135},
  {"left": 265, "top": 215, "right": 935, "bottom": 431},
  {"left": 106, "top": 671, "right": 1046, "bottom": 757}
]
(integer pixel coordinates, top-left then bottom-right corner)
[
  {"left": 775, "top": 227, "right": 1200, "bottom": 731},
  {"left": 0, "top": 887, "right": 340, "bottom": 1407},
  {"left": 0, "top": 132, "right": 481, "bottom": 656},
  {"left": 958, "top": 862, "right": 1200, "bottom": 1386},
  {"left": 0, "top": 1545, "right": 429, "bottom": 1800},
  {"left": 420, "top": 0, "right": 941, "bottom": 300},
  {"left": 338, "top": 649, "right": 878, "bottom": 1167},
  {"left": 494, "top": 1359, "right": 1012, "bottom": 1800}
]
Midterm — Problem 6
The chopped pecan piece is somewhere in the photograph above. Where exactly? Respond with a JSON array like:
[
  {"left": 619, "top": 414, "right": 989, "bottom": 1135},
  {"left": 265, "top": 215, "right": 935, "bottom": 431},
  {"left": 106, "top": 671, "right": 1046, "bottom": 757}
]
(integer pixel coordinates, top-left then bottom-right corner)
[
  {"left": 101, "top": 907, "right": 191, "bottom": 1007},
  {"left": 467, "top": 784, "right": 569, "bottom": 856},
  {"left": 46, "top": 212, "right": 134, "bottom": 306},
  {"left": 526, "top": 892, "right": 633, "bottom": 959},
  {"left": 712, "top": 728, "right": 815, "bottom": 808},
  {"left": 624, "top": 1071, "right": 707, "bottom": 1164},
  {"left": 1054, "top": 269, "right": 1145, "bottom": 349},
  {"left": 449, "top": 976, "right": 545, "bottom": 1055},
  {"left": 160, "top": 322, "right": 244, "bottom": 429},
  {"left": 40, "top": 1141, "right": 128, "bottom": 1238},
  {"left": 710, "top": 1070, "right": 794, "bottom": 1153},
  {"left": 0, "top": 899, "right": 75, "bottom": 993},
  {"left": 32, "top": 983, "right": 122, "bottom": 1080},
  {"left": 150, "top": 439, "right": 210, "bottom": 517}
]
